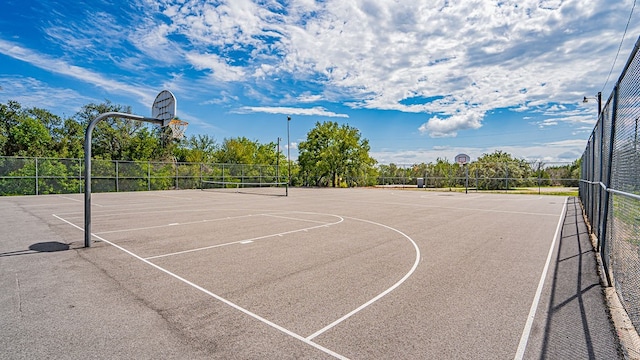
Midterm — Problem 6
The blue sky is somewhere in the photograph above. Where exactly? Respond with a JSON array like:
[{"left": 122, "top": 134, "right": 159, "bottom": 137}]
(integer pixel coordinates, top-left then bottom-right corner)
[{"left": 1, "top": 0, "right": 639, "bottom": 165}]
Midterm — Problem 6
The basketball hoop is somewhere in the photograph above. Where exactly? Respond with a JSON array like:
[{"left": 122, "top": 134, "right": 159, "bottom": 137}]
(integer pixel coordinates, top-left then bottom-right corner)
[
  {"left": 167, "top": 118, "right": 189, "bottom": 140},
  {"left": 455, "top": 153, "right": 470, "bottom": 166}
]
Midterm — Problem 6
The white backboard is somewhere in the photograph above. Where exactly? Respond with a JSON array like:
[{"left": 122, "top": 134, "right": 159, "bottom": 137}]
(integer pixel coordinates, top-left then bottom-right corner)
[
  {"left": 455, "top": 153, "right": 470, "bottom": 165},
  {"left": 151, "top": 90, "right": 177, "bottom": 126}
]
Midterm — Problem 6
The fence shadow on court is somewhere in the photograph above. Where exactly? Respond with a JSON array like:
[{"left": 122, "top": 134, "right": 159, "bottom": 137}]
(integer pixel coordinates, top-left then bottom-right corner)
[{"left": 538, "top": 197, "right": 620, "bottom": 359}]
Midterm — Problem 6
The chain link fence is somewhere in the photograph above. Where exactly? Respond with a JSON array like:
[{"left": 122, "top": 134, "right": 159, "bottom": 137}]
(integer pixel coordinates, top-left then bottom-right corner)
[
  {"left": 2, "top": 156, "right": 580, "bottom": 195},
  {"left": 0, "top": 157, "right": 285, "bottom": 195},
  {"left": 374, "top": 161, "right": 578, "bottom": 191},
  {"left": 580, "top": 37, "right": 640, "bottom": 338}
]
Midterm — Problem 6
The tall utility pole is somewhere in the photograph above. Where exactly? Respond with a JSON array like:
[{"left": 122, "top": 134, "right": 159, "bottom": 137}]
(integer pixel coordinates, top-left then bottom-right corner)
[
  {"left": 276, "top": 137, "right": 280, "bottom": 181},
  {"left": 287, "top": 116, "right": 291, "bottom": 185}
]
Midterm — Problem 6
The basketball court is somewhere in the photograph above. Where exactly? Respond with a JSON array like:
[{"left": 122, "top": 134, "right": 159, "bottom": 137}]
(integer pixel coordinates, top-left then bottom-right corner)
[{"left": 0, "top": 188, "right": 620, "bottom": 359}]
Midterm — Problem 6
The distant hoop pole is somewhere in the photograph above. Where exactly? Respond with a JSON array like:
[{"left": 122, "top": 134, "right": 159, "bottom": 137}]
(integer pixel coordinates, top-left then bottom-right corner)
[
  {"left": 455, "top": 154, "right": 471, "bottom": 194},
  {"left": 287, "top": 116, "right": 291, "bottom": 196},
  {"left": 84, "top": 112, "right": 165, "bottom": 247}
]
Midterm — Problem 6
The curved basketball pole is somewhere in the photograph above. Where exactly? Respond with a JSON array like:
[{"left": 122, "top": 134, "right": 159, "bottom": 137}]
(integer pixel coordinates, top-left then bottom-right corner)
[{"left": 84, "top": 112, "right": 165, "bottom": 247}]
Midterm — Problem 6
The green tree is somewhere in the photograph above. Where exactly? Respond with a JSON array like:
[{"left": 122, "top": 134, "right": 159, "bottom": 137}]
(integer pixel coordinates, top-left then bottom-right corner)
[
  {"left": 123, "top": 127, "right": 163, "bottom": 161},
  {"left": 470, "top": 150, "right": 532, "bottom": 190},
  {"left": 182, "top": 134, "right": 218, "bottom": 164},
  {"left": 25, "top": 107, "right": 62, "bottom": 137},
  {"left": 428, "top": 158, "right": 455, "bottom": 188},
  {"left": 544, "top": 159, "right": 581, "bottom": 186},
  {"left": 55, "top": 118, "right": 85, "bottom": 158},
  {"left": 0, "top": 101, "right": 23, "bottom": 155},
  {"left": 7, "top": 115, "right": 52, "bottom": 157},
  {"left": 73, "top": 101, "right": 145, "bottom": 160},
  {"left": 216, "top": 137, "right": 278, "bottom": 165},
  {"left": 298, "top": 121, "right": 376, "bottom": 187}
]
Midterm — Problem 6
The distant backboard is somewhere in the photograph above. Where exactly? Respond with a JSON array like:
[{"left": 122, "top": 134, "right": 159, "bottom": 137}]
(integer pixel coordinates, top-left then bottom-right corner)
[
  {"left": 455, "top": 153, "right": 471, "bottom": 165},
  {"left": 152, "top": 90, "right": 177, "bottom": 126}
]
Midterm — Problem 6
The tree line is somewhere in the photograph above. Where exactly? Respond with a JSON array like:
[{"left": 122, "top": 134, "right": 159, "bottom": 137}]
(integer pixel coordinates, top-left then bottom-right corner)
[
  {"left": 0, "top": 100, "right": 284, "bottom": 165},
  {"left": 1, "top": 99, "right": 579, "bottom": 193},
  {"left": 378, "top": 151, "right": 581, "bottom": 189}
]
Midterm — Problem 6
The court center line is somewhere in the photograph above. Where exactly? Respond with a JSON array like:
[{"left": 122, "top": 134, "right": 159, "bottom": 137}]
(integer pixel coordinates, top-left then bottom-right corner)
[
  {"left": 51, "top": 213, "right": 348, "bottom": 360},
  {"left": 306, "top": 216, "right": 421, "bottom": 341},
  {"left": 144, "top": 216, "right": 344, "bottom": 260},
  {"left": 513, "top": 197, "right": 568, "bottom": 360}
]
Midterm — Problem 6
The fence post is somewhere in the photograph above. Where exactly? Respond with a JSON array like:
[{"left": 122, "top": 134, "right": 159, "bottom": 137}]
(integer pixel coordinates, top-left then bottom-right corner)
[
  {"left": 475, "top": 169, "right": 478, "bottom": 192},
  {"left": 78, "top": 158, "right": 83, "bottom": 193},
  {"left": 537, "top": 162, "right": 541, "bottom": 195},
  {"left": 464, "top": 165, "right": 468, "bottom": 194},
  {"left": 600, "top": 86, "right": 618, "bottom": 287},
  {"left": 148, "top": 161, "right": 151, "bottom": 191},
  {"left": 175, "top": 161, "right": 179, "bottom": 190},
  {"left": 115, "top": 160, "right": 119, "bottom": 192},
  {"left": 35, "top": 157, "right": 39, "bottom": 195},
  {"left": 505, "top": 163, "right": 509, "bottom": 192}
]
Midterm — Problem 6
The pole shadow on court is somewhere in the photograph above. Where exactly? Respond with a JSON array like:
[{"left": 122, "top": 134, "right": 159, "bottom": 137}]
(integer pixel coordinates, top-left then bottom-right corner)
[{"left": 0, "top": 241, "right": 70, "bottom": 257}]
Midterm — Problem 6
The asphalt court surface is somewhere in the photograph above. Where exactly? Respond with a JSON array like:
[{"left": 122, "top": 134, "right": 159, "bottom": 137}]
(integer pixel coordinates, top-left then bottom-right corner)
[{"left": 0, "top": 188, "right": 619, "bottom": 359}]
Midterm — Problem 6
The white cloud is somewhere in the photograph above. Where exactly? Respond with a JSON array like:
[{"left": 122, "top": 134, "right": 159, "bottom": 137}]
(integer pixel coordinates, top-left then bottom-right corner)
[
  {"left": 126, "top": 0, "right": 639, "bottom": 140},
  {"left": 0, "top": 76, "right": 95, "bottom": 115},
  {"left": 297, "top": 94, "right": 325, "bottom": 103},
  {"left": 3, "top": 0, "right": 637, "bottom": 155},
  {"left": 186, "top": 52, "right": 246, "bottom": 81},
  {"left": 418, "top": 111, "right": 484, "bottom": 137},
  {"left": 234, "top": 106, "right": 349, "bottom": 118},
  {"left": 0, "top": 38, "right": 156, "bottom": 106}
]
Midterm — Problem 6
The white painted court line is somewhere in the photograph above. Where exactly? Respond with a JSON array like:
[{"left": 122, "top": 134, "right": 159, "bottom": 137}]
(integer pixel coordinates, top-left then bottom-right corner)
[
  {"left": 144, "top": 193, "right": 192, "bottom": 200},
  {"left": 308, "top": 196, "right": 561, "bottom": 217},
  {"left": 369, "top": 200, "right": 560, "bottom": 217},
  {"left": 56, "top": 195, "right": 83, "bottom": 203},
  {"left": 513, "top": 197, "right": 568, "bottom": 360},
  {"left": 144, "top": 215, "right": 344, "bottom": 260},
  {"left": 52, "top": 213, "right": 348, "bottom": 360},
  {"left": 306, "top": 216, "right": 421, "bottom": 340},
  {"left": 94, "top": 214, "right": 258, "bottom": 235},
  {"left": 262, "top": 213, "right": 334, "bottom": 224}
]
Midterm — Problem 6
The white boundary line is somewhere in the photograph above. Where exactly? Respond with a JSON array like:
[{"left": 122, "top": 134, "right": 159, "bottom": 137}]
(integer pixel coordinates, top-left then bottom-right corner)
[{"left": 513, "top": 197, "right": 568, "bottom": 360}]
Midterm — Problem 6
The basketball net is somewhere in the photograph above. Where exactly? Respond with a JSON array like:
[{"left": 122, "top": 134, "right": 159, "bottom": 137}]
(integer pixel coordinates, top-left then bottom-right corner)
[{"left": 168, "top": 118, "right": 188, "bottom": 140}]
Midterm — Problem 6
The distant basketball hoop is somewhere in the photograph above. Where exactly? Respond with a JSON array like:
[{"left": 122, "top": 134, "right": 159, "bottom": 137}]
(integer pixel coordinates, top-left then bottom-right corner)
[
  {"left": 455, "top": 153, "right": 471, "bottom": 166},
  {"left": 455, "top": 154, "right": 471, "bottom": 194}
]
